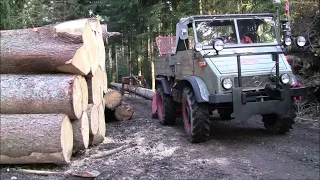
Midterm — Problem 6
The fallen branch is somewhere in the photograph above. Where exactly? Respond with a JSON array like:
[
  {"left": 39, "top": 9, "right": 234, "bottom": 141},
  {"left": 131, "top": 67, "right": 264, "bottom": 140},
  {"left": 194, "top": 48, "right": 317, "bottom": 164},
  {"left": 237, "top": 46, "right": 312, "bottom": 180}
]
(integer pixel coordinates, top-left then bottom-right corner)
[
  {"left": 14, "top": 169, "right": 100, "bottom": 178},
  {"left": 90, "top": 142, "right": 137, "bottom": 159}
]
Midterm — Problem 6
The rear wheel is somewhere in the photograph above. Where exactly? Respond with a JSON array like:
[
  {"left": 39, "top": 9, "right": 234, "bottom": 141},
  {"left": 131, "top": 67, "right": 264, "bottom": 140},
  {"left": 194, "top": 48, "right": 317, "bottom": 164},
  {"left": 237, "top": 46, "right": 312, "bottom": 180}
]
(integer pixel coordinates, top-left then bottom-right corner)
[
  {"left": 156, "top": 86, "right": 176, "bottom": 125},
  {"left": 182, "top": 87, "right": 210, "bottom": 143}
]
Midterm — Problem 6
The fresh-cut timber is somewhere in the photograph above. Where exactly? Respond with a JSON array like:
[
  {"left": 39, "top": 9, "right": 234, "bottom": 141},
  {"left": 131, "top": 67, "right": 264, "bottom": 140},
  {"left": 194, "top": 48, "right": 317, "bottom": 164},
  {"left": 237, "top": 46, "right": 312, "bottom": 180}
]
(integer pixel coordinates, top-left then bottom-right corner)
[
  {"left": 72, "top": 111, "right": 90, "bottom": 151},
  {"left": 114, "top": 102, "right": 133, "bottom": 121},
  {"left": 0, "top": 20, "right": 99, "bottom": 75},
  {"left": 98, "top": 103, "right": 106, "bottom": 138},
  {"left": 87, "top": 104, "right": 99, "bottom": 137},
  {"left": 86, "top": 67, "right": 104, "bottom": 105},
  {"left": 0, "top": 114, "right": 73, "bottom": 164},
  {"left": 90, "top": 104, "right": 106, "bottom": 146},
  {"left": 104, "top": 89, "right": 123, "bottom": 110},
  {"left": 96, "top": 32, "right": 106, "bottom": 69},
  {"left": 0, "top": 74, "right": 87, "bottom": 120},
  {"left": 110, "top": 82, "right": 155, "bottom": 100},
  {"left": 102, "top": 70, "right": 108, "bottom": 93}
]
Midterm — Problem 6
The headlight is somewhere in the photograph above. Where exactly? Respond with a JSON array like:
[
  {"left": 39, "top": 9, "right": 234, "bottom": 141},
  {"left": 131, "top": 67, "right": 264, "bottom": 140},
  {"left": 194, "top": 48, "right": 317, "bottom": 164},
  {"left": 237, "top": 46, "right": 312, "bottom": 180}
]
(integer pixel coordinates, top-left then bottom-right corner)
[
  {"left": 284, "top": 37, "right": 292, "bottom": 46},
  {"left": 222, "top": 78, "right": 233, "bottom": 89},
  {"left": 195, "top": 43, "right": 203, "bottom": 52},
  {"left": 213, "top": 39, "right": 224, "bottom": 51},
  {"left": 280, "top": 73, "right": 290, "bottom": 84},
  {"left": 296, "top": 36, "right": 306, "bottom": 47}
]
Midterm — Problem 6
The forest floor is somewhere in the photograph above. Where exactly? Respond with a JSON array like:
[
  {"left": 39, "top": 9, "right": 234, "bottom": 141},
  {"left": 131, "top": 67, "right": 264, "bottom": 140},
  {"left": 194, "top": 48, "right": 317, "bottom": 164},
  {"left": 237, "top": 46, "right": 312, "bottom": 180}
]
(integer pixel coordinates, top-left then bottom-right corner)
[{"left": 1, "top": 94, "right": 319, "bottom": 180}]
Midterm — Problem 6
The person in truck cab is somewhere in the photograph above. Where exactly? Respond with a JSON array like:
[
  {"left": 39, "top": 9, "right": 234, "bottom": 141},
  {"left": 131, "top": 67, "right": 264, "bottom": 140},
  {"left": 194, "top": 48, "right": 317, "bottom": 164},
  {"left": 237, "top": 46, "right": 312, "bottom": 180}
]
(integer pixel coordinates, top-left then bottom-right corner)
[{"left": 239, "top": 27, "right": 253, "bottom": 43}]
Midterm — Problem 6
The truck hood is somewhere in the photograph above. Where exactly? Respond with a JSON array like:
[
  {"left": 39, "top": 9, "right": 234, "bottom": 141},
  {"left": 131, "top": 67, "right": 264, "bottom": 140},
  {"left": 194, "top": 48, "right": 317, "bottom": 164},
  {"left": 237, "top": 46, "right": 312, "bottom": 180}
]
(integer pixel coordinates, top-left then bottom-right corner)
[{"left": 202, "top": 46, "right": 289, "bottom": 74}]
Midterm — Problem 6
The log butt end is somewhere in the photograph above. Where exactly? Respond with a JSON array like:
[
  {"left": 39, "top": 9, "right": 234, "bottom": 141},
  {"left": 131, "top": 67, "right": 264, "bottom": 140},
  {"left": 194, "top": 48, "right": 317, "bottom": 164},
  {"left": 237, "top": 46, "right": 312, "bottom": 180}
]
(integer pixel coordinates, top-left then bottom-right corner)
[{"left": 61, "top": 115, "right": 73, "bottom": 163}]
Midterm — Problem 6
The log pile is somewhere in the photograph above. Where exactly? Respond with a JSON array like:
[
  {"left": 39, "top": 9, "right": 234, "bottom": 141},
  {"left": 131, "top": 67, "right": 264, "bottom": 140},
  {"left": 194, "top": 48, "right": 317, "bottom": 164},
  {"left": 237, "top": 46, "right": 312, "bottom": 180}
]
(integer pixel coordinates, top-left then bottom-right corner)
[{"left": 0, "top": 18, "right": 115, "bottom": 165}]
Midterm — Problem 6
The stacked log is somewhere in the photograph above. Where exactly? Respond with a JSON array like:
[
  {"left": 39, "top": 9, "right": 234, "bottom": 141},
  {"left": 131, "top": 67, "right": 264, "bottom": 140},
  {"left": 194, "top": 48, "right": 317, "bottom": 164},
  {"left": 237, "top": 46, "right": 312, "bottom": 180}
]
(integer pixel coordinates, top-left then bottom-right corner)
[
  {"left": 0, "top": 18, "right": 114, "bottom": 164},
  {"left": 103, "top": 88, "right": 134, "bottom": 121}
]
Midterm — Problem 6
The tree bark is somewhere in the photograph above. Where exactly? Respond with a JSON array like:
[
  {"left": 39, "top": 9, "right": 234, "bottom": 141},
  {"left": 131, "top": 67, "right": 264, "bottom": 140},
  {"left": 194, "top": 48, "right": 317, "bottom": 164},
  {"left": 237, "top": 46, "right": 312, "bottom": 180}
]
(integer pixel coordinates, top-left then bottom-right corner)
[
  {"left": 0, "top": 74, "right": 87, "bottom": 119},
  {"left": 104, "top": 89, "right": 123, "bottom": 110},
  {"left": 114, "top": 102, "right": 133, "bottom": 121},
  {"left": 87, "top": 104, "right": 99, "bottom": 137},
  {"left": 72, "top": 111, "right": 89, "bottom": 151},
  {"left": 0, "top": 19, "right": 100, "bottom": 75},
  {"left": 110, "top": 82, "right": 155, "bottom": 100},
  {"left": 0, "top": 114, "right": 73, "bottom": 164}
]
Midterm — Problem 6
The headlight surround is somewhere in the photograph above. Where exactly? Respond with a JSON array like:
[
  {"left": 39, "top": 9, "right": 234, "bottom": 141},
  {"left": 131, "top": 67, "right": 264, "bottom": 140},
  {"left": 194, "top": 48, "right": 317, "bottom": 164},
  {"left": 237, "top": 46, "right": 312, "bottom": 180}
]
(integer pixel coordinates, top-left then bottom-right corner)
[
  {"left": 195, "top": 43, "right": 203, "bottom": 52},
  {"left": 296, "top": 36, "right": 306, "bottom": 47},
  {"left": 280, "top": 73, "right": 290, "bottom": 84},
  {"left": 213, "top": 39, "right": 224, "bottom": 51},
  {"left": 284, "top": 37, "right": 292, "bottom": 46},
  {"left": 222, "top": 78, "right": 233, "bottom": 89}
]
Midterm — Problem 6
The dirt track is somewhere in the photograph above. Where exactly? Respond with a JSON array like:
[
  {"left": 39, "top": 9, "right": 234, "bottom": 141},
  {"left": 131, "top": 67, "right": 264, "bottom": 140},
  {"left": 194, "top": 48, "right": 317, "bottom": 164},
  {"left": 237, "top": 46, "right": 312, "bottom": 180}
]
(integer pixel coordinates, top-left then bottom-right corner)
[{"left": 1, "top": 94, "right": 319, "bottom": 180}]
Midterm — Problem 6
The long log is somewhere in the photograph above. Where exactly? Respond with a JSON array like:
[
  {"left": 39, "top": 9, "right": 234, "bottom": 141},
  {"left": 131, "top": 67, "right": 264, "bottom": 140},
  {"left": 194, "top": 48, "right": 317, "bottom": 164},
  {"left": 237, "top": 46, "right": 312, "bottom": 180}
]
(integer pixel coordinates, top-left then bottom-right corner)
[
  {"left": 0, "top": 19, "right": 99, "bottom": 75},
  {"left": 0, "top": 74, "right": 87, "bottom": 119},
  {"left": 0, "top": 114, "right": 73, "bottom": 164},
  {"left": 109, "top": 82, "right": 155, "bottom": 100},
  {"left": 72, "top": 111, "right": 89, "bottom": 151}
]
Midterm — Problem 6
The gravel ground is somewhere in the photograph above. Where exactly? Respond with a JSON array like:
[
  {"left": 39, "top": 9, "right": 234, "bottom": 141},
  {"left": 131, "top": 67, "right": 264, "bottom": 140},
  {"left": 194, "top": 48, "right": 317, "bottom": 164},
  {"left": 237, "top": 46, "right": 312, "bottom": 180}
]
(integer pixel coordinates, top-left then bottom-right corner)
[{"left": 1, "top": 94, "right": 319, "bottom": 180}]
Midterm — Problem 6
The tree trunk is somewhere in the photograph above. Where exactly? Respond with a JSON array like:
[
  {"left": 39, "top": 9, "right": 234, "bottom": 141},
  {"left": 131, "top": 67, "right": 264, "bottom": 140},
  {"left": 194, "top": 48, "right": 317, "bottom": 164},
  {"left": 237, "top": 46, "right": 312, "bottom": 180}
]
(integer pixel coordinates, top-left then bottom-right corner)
[
  {"left": 0, "top": 114, "right": 73, "bottom": 164},
  {"left": 72, "top": 111, "right": 90, "bottom": 151},
  {"left": 110, "top": 82, "right": 155, "bottom": 100},
  {"left": 104, "top": 89, "right": 123, "bottom": 110},
  {"left": 0, "top": 19, "right": 101, "bottom": 75},
  {"left": 0, "top": 74, "right": 87, "bottom": 119},
  {"left": 114, "top": 102, "right": 133, "bottom": 121},
  {"left": 87, "top": 104, "right": 99, "bottom": 137}
]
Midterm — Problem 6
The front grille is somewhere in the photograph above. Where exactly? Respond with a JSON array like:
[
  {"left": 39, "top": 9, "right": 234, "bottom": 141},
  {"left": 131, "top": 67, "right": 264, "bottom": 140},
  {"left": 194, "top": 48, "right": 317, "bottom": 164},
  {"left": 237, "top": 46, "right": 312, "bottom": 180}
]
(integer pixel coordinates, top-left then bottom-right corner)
[{"left": 234, "top": 75, "right": 274, "bottom": 88}]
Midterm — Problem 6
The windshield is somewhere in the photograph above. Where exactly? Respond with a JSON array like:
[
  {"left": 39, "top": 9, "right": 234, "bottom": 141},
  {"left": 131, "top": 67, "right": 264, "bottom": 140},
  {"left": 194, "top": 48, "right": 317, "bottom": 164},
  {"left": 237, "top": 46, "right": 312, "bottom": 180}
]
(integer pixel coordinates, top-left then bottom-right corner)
[{"left": 195, "top": 17, "right": 277, "bottom": 46}]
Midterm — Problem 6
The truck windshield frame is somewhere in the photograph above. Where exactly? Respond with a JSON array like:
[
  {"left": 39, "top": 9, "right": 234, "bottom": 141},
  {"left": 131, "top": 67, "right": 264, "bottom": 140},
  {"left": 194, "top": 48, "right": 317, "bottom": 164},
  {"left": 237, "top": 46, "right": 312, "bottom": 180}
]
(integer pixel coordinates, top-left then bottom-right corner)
[{"left": 193, "top": 17, "right": 279, "bottom": 49}]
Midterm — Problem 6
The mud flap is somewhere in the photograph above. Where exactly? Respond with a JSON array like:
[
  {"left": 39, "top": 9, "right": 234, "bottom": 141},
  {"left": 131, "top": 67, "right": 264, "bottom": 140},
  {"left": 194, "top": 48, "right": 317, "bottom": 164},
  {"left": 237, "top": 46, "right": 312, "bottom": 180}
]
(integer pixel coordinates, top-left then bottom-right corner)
[{"left": 231, "top": 86, "right": 292, "bottom": 123}]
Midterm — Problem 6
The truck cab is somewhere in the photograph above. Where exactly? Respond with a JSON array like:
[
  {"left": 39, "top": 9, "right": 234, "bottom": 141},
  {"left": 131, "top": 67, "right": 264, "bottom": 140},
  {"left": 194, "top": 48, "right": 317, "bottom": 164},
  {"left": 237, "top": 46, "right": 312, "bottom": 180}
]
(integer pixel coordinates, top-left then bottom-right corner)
[{"left": 154, "top": 13, "right": 307, "bottom": 143}]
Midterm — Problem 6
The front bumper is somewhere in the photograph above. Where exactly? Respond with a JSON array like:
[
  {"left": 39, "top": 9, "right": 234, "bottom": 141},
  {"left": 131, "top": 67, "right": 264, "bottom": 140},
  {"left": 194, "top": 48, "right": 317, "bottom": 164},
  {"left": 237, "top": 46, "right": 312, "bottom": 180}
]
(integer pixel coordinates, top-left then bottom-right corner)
[{"left": 208, "top": 84, "right": 307, "bottom": 120}]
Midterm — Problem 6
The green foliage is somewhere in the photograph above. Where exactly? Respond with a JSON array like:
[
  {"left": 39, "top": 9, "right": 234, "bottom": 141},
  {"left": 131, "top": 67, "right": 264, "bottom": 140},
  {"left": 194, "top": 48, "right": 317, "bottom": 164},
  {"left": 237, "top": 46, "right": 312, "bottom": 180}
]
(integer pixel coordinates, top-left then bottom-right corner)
[{"left": 1, "top": 0, "right": 318, "bottom": 86}]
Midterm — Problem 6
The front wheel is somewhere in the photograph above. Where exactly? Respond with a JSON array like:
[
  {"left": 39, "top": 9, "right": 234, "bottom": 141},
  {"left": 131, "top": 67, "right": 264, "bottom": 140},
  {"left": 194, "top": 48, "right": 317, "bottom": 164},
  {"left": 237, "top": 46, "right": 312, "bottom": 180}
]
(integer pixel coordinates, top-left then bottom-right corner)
[
  {"left": 262, "top": 114, "right": 294, "bottom": 134},
  {"left": 182, "top": 87, "right": 210, "bottom": 143}
]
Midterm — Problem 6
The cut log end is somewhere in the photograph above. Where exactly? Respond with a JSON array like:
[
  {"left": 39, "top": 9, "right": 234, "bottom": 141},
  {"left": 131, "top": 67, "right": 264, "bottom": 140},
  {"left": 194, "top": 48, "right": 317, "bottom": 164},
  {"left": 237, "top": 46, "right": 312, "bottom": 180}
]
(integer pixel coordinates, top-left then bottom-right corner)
[
  {"left": 61, "top": 115, "right": 74, "bottom": 163},
  {"left": 72, "top": 111, "right": 89, "bottom": 151},
  {"left": 104, "top": 90, "right": 122, "bottom": 110},
  {"left": 72, "top": 76, "right": 84, "bottom": 119},
  {"left": 87, "top": 104, "right": 99, "bottom": 136},
  {"left": 78, "top": 76, "right": 89, "bottom": 111},
  {"left": 114, "top": 102, "right": 133, "bottom": 121},
  {"left": 98, "top": 103, "right": 106, "bottom": 137}
]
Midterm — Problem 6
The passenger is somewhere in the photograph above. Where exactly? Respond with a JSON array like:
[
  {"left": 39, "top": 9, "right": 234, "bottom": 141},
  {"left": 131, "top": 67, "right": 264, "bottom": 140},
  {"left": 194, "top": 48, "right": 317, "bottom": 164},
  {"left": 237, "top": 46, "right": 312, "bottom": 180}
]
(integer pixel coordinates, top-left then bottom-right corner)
[{"left": 239, "top": 28, "right": 253, "bottom": 43}]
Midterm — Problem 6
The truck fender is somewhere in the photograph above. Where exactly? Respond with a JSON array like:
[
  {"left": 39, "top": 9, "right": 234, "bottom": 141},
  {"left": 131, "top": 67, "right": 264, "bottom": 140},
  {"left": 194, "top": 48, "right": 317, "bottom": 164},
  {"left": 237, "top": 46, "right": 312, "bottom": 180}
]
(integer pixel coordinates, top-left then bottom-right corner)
[
  {"left": 155, "top": 77, "right": 170, "bottom": 95},
  {"left": 183, "top": 76, "right": 209, "bottom": 102}
]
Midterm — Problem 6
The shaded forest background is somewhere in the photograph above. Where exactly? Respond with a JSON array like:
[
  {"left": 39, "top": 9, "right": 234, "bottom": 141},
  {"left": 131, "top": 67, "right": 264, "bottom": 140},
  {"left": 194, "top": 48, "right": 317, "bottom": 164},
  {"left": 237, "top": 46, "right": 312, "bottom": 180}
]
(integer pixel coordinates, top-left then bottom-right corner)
[{"left": 1, "top": 0, "right": 319, "bottom": 89}]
